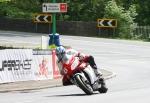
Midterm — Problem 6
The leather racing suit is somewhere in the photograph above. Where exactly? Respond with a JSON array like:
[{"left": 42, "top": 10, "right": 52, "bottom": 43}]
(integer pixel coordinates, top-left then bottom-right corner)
[{"left": 56, "top": 48, "right": 102, "bottom": 86}]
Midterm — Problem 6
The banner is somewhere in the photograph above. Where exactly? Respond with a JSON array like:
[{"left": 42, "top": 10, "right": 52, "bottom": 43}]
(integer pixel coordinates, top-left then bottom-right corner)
[
  {"left": 0, "top": 49, "right": 34, "bottom": 83},
  {"left": 0, "top": 49, "right": 56, "bottom": 83},
  {"left": 33, "top": 53, "right": 53, "bottom": 80}
]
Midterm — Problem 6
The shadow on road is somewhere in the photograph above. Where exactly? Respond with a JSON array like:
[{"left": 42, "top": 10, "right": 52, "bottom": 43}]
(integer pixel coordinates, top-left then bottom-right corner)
[{"left": 46, "top": 93, "right": 99, "bottom": 97}]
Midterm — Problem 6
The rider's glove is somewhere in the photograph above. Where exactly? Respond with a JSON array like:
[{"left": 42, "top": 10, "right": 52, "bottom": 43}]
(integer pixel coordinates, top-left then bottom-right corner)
[{"left": 76, "top": 53, "right": 84, "bottom": 61}]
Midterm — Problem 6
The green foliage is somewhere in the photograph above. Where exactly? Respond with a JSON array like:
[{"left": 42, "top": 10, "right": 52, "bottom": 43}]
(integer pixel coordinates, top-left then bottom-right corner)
[
  {"left": 59, "top": 0, "right": 106, "bottom": 21},
  {"left": 0, "top": 0, "right": 150, "bottom": 40},
  {"left": 0, "top": 0, "right": 41, "bottom": 19},
  {"left": 0, "top": 4, "right": 31, "bottom": 18},
  {"left": 115, "top": 0, "right": 150, "bottom": 25},
  {"left": 134, "top": 0, "right": 150, "bottom": 25},
  {"left": 0, "top": 0, "right": 11, "bottom": 2},
  {"left": 104, "top": 0, "right": 137, "bottom": 39},
  {"left": 0, "top": 0, "right": 149, "bottom": 25}
]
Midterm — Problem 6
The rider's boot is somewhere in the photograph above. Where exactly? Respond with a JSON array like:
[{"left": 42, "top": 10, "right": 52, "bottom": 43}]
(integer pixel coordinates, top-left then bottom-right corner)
[
  {"left": 93, "top": 68, "right": 107, "bottom": 89},
  {"left": 92, "top": 65, "right": 103, "bottom": 77},
  {"left": 99, "top": 77, "right": 107, "bottom": 88},
  {"left": 93, "top": 69, "right": 102, "bottom": 77},
  {"left": 98, "top": 77, "right": 108, "bottom": 93}
]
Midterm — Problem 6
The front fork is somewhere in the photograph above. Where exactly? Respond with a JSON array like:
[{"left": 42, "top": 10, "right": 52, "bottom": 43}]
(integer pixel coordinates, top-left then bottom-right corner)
[
  {"left": 82, "top": 67, "right": 102, "bottom": 90},
  {"left": 70, "top": 72, "right": 88, "bottom": 87},
  {"left": 82, "top": 65, "right": 97, "bottom": 84}
]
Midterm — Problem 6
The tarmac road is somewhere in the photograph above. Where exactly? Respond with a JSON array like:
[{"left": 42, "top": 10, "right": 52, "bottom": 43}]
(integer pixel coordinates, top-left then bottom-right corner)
[{"left": 0, "top": 30, "right": 150, "bottom": 103}]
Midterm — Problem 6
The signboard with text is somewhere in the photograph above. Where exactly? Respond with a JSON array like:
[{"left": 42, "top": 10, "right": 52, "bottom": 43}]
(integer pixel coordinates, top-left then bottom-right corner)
[
  {"left": 42, "top": 3, "right": 67, "bottom": 13},
  {"left": 0, "top": 49, "right": 33, "bottom": 83}
]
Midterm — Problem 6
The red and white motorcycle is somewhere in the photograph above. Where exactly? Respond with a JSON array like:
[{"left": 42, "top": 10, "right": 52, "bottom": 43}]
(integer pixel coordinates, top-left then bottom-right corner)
[{"left": 62, "top": 56, "right": 108, "bottom": 95}]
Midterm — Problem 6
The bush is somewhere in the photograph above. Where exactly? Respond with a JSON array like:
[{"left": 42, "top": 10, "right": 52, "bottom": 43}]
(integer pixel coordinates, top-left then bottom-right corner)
[
  {"left": 0, "top": 0, "right": 40, "bottom": 19},
  {"left": 104, "top": 0, "right": 137, "bottom": 39}
]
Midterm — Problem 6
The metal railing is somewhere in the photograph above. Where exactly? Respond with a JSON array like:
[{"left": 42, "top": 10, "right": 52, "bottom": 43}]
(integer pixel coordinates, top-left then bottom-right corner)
[{"left": 133, "top": 26, "right": 150, "bottom": 40}]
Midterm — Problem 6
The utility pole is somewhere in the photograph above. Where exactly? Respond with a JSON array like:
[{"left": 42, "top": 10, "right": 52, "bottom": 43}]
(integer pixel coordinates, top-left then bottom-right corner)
[{"left": 52, "top": 0, "right": 56, "bottom": 44}]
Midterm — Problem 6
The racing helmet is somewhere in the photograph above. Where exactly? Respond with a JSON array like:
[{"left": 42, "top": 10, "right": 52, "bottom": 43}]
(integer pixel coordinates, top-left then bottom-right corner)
[{"left": 55, "top": 46, "right": 66, "bottom": 61}]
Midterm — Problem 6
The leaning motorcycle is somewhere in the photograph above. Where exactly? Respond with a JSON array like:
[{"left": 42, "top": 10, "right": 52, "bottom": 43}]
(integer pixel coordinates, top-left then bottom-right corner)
[{"left": 62, "top": 56, "right": 108, "bottom": 95}]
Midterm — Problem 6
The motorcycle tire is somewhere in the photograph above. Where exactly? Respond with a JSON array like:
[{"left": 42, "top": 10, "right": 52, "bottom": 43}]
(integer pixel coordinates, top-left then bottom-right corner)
[
  {"left": 98, "top": 85, "right": 108, "bottom": 93},
  {"left": 74, "top": 75, "right": 93, "bottom": 95}
]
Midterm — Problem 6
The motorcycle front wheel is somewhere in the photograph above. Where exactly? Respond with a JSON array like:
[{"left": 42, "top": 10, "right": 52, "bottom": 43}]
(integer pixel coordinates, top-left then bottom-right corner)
[{"left": 74, "top": 75, "right": 93, "bottom": 95}]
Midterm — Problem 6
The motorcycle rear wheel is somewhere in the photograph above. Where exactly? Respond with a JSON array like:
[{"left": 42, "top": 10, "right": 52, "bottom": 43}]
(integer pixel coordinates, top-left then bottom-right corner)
[{"left": 98, "top": 85, "right": 108, "bottom": 93}]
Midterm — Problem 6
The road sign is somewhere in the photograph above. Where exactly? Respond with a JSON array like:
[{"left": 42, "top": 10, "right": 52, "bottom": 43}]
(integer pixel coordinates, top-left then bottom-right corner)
[
  {"left": 42, "top": 3, "right": 67, "bottom": 13},
  {"left": 33, "top": 14, "right": 52, "bottom": 23},
  {"left": 97, "top": 19, "right": 117, "bottom": 28}
]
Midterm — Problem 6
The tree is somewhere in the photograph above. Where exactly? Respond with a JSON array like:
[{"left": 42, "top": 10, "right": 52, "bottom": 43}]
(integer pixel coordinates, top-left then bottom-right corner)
[
  {"left": 62, "top": 0, "right": 106, "bottom": 21},
  {"left": 115, "top": 0, "right": 150, "bottom": 25},
  {"left": 0, "top": 0, "right": 41, "bottom": 18},
  {"left": 133, "top": 0, "right": 150, "bottom": 25},
  {"left": 104, "top": 0, "right": 137, "bottom": 39}
]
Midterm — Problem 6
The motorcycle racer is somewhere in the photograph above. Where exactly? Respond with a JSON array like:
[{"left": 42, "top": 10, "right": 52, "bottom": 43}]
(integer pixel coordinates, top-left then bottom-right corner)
[{"left": 55, "top": 46, "right": 107, "bottom": 89}]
